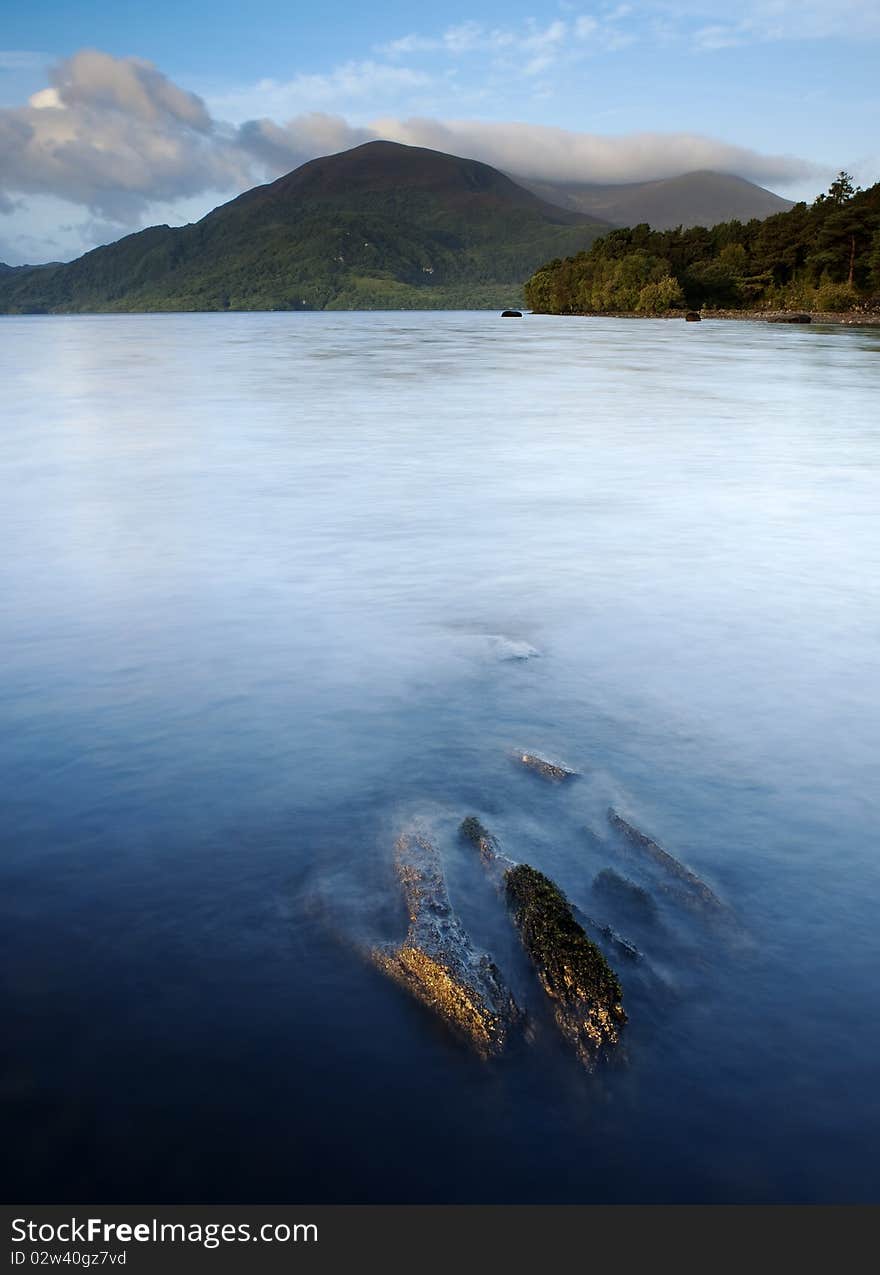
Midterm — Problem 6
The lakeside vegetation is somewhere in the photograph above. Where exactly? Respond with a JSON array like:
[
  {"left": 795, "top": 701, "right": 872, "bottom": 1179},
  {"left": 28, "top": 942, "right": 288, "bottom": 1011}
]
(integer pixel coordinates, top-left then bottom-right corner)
[{"left": 524, "top": 174, "right": 880, "bottom": 316}]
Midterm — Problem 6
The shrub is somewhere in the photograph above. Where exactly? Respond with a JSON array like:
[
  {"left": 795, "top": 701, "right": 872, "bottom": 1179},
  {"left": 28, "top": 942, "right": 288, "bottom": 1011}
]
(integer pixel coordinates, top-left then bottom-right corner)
[
  {"left": 636, "top": 275, "right": 685, "bottom": 314},
  {"left": 815, "top": 282, "right": 859, "bottom": 312}
]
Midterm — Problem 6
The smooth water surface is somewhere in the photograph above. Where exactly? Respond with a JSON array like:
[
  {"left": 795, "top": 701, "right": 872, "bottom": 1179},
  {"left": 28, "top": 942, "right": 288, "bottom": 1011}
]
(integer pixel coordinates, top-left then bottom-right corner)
[{"left": 2, "top": 311, "right": 879, "bottom": 1202}]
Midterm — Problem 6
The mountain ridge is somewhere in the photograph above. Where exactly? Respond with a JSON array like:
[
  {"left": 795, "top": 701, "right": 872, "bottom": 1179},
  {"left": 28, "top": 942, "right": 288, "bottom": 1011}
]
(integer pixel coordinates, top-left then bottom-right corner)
[
  {"left": 0, "top": 142, "right": 793, "bottom": 313},
  {"left": 515, "top": 169, "right": 793, "bottom": 230},
  {"left": 0, "top": 141, "right": 608, "bottom": 313}
]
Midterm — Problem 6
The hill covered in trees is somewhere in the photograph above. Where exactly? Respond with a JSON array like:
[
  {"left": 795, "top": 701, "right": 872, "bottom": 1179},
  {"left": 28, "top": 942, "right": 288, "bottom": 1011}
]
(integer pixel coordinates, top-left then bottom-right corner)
[
  {"left": 0, "top": 141, "right": 608, "bottom": 314},
  {"left": 524, "top": 174, "right": 880, "bottom": 316}
]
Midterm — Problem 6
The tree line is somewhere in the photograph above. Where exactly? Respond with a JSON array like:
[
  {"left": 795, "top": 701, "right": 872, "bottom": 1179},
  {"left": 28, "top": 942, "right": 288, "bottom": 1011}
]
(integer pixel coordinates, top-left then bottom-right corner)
[{"left": 524, "top": 173, "right": 880, "bottom": 315}]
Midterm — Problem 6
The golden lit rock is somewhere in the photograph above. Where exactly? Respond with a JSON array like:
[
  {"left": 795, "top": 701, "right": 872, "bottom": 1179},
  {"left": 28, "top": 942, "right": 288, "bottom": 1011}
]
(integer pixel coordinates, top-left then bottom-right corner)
[{"left": 372, "top": 831, "right": 521, "bottom": 1058}]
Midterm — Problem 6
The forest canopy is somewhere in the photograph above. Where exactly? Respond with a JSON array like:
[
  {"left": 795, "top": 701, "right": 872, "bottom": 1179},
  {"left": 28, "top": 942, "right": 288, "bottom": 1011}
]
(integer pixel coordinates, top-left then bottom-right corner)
[{"left": 524, "top": 174, "right": 880, "bottom": 315}]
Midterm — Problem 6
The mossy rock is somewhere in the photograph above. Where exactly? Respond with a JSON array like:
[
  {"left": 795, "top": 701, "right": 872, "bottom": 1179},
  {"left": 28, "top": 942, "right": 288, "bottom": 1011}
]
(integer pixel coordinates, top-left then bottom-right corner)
[
  {"left": 505, "top": 863, "right": 625, "bottom": 1066},
  {"left": 460, "top": 816, "right": 490, "bottom": 846}
]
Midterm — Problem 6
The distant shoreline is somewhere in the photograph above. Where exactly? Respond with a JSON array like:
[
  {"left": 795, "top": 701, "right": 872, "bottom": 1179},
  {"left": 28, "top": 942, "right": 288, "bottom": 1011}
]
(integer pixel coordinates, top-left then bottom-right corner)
[
  {"left": 527, "top": 309, "right": 880, "bottom": 326},
  {"left": 3, "top": 307, "right": 879, "bottom": 324}
]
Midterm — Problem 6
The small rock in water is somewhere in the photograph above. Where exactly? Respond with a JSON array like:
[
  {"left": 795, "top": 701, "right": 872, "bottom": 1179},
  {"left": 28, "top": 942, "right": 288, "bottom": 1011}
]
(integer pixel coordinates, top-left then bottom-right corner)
[
  {"left": 460, "top": 815, "right": 512, "bottom": 880},
  {"left": 685, "top": 311, "right": 702, "bottom": 322},
  {"left": 501, "top": 310, "right": 523, "bottom": 317},
  {"left": 593, "top": 868, "right": 658, "bottom": 920},
  {"left": 488, "top": 635, "right": 540, "bottom": 662},
  {"left": 519, "top": 752, "right": 577, "bottom": 781}
]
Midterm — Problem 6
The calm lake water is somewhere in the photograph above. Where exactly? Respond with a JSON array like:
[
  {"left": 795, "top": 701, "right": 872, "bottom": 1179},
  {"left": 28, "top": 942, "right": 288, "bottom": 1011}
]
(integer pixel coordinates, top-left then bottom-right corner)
[{"left": 2, "top": 311, "right": 879, "bottom": 1203}]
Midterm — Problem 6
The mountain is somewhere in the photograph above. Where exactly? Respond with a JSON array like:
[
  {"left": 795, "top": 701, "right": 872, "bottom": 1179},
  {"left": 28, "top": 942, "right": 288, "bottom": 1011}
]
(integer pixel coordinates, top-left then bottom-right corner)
[
  {"left": 0, "top": 141, "right": 609, "bottom": 314},
  {"left": 515, "top": 170, "right": 793, "bottom": 230}
]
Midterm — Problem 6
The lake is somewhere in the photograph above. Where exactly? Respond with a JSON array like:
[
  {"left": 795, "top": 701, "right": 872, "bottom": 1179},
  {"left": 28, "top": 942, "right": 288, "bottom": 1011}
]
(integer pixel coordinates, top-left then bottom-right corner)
[{"left": 2, "top": 311, "right": 879, "bottom": 1203}]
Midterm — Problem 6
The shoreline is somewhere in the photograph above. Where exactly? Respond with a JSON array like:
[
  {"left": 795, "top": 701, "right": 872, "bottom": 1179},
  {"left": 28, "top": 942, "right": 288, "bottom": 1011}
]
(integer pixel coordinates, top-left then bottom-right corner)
[
  {"left": 529, "top": 308, "right": 880, "bottom": 326},
  {"left": 2, "top": 306, "right": 879, "bottom": 323}
]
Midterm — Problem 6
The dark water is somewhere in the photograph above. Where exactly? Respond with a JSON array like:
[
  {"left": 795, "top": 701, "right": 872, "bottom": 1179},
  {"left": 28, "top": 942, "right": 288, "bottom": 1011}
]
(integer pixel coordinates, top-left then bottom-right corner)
[{"left": 2, "top": 312, "right": 879, "bottom": 1203}]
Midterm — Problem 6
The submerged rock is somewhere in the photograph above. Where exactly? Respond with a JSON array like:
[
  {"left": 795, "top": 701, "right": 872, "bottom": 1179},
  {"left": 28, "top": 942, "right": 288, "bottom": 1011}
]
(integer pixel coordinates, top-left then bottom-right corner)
[
  {"left": 518, "top": 752, "right": 577, "bottom": 782},
  {"left": 461, "top": 817, "right": 626, "bottom": 1067},
  {"left": 372, "top": 831, "right": 521, "bottom": 1058},
  {"left": 592, "top": 868, "right": 658, "bottom": 920},
  {"left": 488, "top": 635, "right": 540, "bottom": 661},
  {"left": 459, "top": 816, "right": 509, "bottom": 875},
  {"left": 587, "top": 919, "right": 641, "bottom": 962},
  {"left": 608, "top": 809, "right": 723, "bottom": 912}
]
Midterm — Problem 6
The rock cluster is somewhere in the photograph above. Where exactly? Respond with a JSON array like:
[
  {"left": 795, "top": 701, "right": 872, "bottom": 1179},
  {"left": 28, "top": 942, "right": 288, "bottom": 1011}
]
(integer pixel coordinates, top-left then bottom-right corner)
[{"left": 461, "top": 816, "right": 626, "bottom": 1068}]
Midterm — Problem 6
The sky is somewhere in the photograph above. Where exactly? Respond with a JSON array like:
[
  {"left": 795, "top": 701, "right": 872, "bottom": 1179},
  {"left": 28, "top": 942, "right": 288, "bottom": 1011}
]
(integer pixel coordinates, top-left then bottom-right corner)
[{"left": 1, "top": 0, "right": 878, "bottom": 264}]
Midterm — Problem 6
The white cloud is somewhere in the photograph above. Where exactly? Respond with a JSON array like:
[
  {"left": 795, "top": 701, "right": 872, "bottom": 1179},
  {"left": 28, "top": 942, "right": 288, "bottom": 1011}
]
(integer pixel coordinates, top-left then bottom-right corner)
[
  {"left": 574, "top": 17, "right": 599, "bottom": 40},
  {"left": 654, "top": 0, "right": 880, "bottom": 49},
  {"left": 235, "top": 113, "right": 373, "bottom": 171},
  {"left": 210, "top": 61, "right": 432, "bottom": 123},
  {"left": 53, "top": 49, "right": 212, "bottom": 129},
  {"left": 693, "top": 24, "right": 747, "bottom": 51},
  {"left": 29, "top": 87, "right": 61, "bottom": 109},
  {"left": 367, "top": 116, "right": 819, "bottom": 186},
  {"left": 381, "top": 4, "right": 880, "bottom": 63},
  {"left": 224, "top": 109, "right": 818, "bottom": 189},
  {"left": 378, "top": 15, "right": 624, "bottom": 64},
  {"left": 0, "top": 50, "right": 251, "bottom": 221}
]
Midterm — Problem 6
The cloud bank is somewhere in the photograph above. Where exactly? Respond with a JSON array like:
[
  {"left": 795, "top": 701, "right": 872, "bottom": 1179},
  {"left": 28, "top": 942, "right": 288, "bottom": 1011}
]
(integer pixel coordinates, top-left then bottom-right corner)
[{"left": 364, "top": 118, "right": 817, "bottom": 187}]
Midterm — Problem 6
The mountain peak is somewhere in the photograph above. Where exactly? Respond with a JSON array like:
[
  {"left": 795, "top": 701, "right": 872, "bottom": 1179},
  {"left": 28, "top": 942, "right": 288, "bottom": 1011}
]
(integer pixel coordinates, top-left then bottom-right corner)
[{"left": 246, "top": 138, "right": 584, "bottom": 223}]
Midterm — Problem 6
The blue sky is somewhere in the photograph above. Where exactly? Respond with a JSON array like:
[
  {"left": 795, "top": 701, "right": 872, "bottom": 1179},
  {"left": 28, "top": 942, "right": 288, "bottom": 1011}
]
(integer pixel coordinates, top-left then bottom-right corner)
[{"left": 1, "top": 1, "right": 878, "bottom": 263}]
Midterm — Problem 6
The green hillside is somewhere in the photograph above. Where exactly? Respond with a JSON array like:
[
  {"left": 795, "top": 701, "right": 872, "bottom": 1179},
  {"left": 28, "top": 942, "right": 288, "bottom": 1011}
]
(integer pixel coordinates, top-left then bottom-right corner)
[
  {"left": 0, "top": 141, "right": 607, "bottom": 314},
  {"left": 524, "top": 173, "right": 880, "bottom": 315}
]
